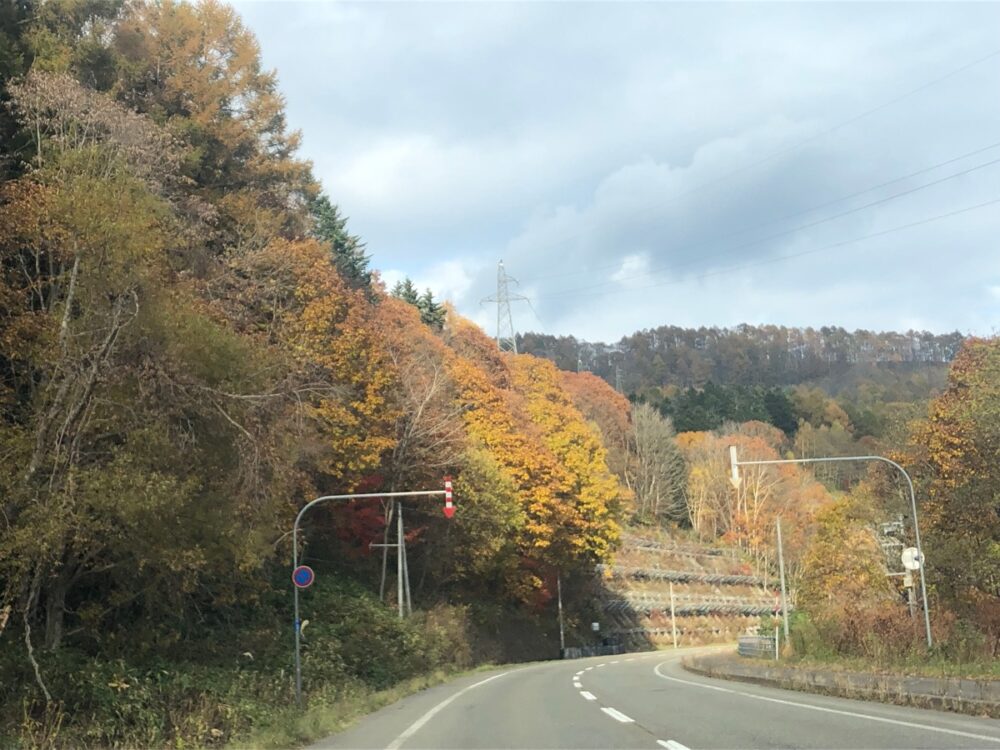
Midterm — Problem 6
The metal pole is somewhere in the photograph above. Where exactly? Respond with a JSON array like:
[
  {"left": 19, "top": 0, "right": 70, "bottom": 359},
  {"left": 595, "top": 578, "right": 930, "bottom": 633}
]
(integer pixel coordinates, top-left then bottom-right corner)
[
  {"left": 293, "top": 510, "right": 302, "bottom": 708},
  {"left": 556, "top": 573, "right": 565, "bottom": 655},
  {"left": 669, "top": 581, "right": 678, "bottom": 649},
  {"left": 397, "top": 501, "right": 404, "bottom": 618},
  {"left": 730, "top": 452, "right": 933, "bottom": 648},
  {"left": 775, "top": 624, "right": 780, "bottom": 661},
  {"left": 776, "top": 517, "right": 790, "bottom": 639},
  {"left": 379, "top": 501, "right": 393, "bottom": 601},
  {"left": 900, "top": 468, "right": 933, "bottom": 649}
]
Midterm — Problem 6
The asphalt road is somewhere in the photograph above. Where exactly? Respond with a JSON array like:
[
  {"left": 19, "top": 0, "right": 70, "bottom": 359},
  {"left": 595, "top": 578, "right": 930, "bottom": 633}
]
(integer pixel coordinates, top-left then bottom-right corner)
[{"left": 311, "top": 648, "right": 1000, "bottom": 749}]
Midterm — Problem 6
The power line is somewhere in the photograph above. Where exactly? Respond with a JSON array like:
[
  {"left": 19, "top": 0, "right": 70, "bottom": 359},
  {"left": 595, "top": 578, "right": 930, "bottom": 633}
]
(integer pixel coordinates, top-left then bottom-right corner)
[
  {"left": 515, "top": 46, "right": 1000, "bottom": 277},
  {"left": 522, "top": 139, "right": 1000, "bottom": 284},
  {"left": 535, "top": 155, "right": 1000, "bottom": 298},
  {"left": 530, "top": 195, "right": 1000, "bottom": 302}
]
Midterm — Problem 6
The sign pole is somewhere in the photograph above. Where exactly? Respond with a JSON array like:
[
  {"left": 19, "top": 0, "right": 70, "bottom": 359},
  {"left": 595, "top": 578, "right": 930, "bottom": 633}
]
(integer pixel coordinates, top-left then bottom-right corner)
[
  {"left": 290, "top": 484, "right": 455, "bottom": 707},
  {"left": 292, "top": 502, "right": 306, "bottom": 708}
]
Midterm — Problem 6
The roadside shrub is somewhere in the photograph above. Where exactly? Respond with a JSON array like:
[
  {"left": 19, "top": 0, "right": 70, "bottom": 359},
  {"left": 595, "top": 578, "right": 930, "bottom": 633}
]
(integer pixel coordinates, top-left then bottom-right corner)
[{"left": 1, "top": 583, "right": 479, "bottom": 749}]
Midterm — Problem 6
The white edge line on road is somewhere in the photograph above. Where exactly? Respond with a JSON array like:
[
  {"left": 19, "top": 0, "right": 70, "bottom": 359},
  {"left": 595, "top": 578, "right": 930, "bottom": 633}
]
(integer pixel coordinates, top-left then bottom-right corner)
[
  {"left": 658, "top": 741, "right": 689, "bottom": 750},
  {"left": 601, "top": 706, "right": 635, "bottom": 723},
  {"left": 387, "top": 671, "right": 510, "bottom": 750},
  {"left": 580, "top": 690, "right": 597, "bottom": 701},
  {"left": 653, "top": 662, "right": 1000, "bottom": 745}
]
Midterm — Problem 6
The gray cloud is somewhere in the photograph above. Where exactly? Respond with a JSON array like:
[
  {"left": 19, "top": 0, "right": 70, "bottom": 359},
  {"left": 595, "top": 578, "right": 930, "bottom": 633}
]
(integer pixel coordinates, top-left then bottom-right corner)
[{"left": 234, "top": 1, "right": 1000, "bottom": 341}]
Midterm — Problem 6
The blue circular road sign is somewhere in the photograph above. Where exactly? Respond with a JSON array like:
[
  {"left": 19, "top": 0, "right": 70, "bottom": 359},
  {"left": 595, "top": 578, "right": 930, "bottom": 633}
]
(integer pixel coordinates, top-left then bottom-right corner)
[{"left": 292, "top": 565, "right": 315, "bottom": 589}]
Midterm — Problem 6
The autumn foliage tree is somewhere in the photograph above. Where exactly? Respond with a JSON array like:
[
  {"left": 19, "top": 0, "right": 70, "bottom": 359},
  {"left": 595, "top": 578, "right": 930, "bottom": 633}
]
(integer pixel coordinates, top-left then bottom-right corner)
[
  {"left": 913, "top": 337, "right": 1000, "bottom": 655},
  {"left": 560, "top": 370, "right": 632, "bottom": 481},
  {"left": 445, "top": 318, "right": 622, "bottom": 600},
  {"left": 795, "top": 490, "right": 906, "bottom": 659},
  {"left": 677, "top": 423, "right": 832, "bottom": 580}
]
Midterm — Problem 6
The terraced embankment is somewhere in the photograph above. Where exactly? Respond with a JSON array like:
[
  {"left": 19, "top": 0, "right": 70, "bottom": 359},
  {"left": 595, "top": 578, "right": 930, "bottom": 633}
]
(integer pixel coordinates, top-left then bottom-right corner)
[{"left": 600, "top": 531, "right": 781, "bottom": 647}]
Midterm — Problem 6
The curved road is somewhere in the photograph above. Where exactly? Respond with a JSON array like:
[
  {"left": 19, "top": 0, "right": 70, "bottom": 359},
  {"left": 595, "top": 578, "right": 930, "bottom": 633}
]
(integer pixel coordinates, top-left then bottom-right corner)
[{"left": 312, "top": 648, "right": 1000, "bottom": 749}]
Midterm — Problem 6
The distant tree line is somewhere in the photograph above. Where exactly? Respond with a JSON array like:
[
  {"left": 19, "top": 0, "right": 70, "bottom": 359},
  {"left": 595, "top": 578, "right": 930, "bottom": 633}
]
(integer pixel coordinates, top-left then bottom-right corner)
[{"left": 518, "top": 325, "right": 964, "bottom": 390}]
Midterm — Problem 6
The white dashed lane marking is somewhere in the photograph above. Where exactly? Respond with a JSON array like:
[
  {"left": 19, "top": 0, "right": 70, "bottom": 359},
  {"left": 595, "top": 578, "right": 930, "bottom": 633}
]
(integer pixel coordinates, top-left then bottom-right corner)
[
  {"left": 601, "top": 707, "right": 635, "bottom": 723},
  {"left": 580, "top": 690, "right": 597, "bottom": 701},
  {"left": 658, "top": 741, "right": 690, "bottom": 750}
]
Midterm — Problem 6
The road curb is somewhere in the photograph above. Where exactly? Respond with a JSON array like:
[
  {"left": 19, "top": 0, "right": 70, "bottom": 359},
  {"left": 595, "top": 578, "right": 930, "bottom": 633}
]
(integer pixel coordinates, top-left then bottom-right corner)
[{"left": 681, "top": 653, "right": 1000, "bottom": 719}]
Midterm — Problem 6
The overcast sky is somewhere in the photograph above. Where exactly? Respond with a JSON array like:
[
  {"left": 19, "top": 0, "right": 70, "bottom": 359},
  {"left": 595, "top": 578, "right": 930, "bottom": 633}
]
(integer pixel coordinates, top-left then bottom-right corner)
[{"left": 234, "top": 1, "right": 1000, "bottom": 343}]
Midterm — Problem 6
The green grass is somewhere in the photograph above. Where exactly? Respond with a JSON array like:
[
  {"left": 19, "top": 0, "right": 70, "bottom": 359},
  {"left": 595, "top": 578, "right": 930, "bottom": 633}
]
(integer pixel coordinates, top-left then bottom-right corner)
[{"left": 233, "top": 663, "right": 501, "bottom": 750}]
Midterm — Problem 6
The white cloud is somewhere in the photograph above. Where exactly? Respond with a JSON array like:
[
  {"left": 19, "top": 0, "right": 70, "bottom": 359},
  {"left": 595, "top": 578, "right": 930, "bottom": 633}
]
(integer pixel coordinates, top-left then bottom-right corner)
[
  {"left": 381, "top": 259, "right": 480, "bottom": 307},
  {"left": 236, "top": 1, "right": 1000, "bottom": 341},
  {"left": 610, "top": 254, "right": 650, "bottom": 285}
]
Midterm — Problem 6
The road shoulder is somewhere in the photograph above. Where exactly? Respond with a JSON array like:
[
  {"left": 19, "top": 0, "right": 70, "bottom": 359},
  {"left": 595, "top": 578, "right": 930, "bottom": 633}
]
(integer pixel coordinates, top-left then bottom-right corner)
[{"left": 682, "top": 652, "right": 1000, "bottom": 718}]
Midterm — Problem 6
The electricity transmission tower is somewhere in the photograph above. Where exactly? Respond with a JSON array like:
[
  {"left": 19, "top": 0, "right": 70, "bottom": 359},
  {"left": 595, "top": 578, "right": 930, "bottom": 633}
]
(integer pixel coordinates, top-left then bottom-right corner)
[{"left": 483, "top": 260, "right": 529, "bottom": 353}]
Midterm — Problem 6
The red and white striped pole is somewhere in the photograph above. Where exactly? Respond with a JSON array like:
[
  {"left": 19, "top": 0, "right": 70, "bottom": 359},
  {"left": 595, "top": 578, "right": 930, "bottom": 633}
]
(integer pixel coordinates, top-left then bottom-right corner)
[{"left": 443, "top": 476, "right": 455, "bottom": 518}]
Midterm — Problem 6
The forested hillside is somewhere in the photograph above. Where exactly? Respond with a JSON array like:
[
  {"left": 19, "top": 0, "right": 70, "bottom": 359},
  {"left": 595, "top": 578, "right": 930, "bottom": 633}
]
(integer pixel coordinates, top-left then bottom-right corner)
[
  {"left": 522, "top": 326, "right": 955, "bottom": 466},
  {"left": 0, "top": 2, "right": 623, "bottom": 745}
]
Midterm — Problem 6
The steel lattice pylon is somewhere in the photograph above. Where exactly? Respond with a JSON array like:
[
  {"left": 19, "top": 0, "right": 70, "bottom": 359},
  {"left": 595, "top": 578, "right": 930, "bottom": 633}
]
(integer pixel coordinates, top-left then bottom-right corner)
[{"left": 483, "top": 260, "right": 529, "bottom": 353}]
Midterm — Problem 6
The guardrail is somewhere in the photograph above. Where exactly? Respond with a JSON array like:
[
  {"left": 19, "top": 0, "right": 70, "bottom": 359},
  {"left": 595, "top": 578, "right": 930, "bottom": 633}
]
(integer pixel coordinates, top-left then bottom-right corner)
[
  {"left": 738, "top": 635, "right": 776, "bottom": 659},
  {"left": 621, "top": 535, "right": 735, "bottom": 558},
  {"left": 603, "top": 593, "right": 785, "bottom": 617},
  {"left": 597, "top": 564, "right": 771, "bottom": 587},
  {"left": 561, "top": 644, "right": 626, "bottom": 659}
]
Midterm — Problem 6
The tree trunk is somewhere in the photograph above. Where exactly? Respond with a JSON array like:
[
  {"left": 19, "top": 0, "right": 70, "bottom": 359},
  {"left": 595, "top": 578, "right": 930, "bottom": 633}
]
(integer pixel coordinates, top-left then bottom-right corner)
[{"left": 44, "top": 567, "right": 69, "bottom": 651}]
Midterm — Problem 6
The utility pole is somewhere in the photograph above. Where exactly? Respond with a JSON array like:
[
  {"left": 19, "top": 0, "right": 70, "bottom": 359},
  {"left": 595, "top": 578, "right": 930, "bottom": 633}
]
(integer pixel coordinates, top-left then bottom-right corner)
[
  {"left": 556, "top": 573, "right": 565, "bottom": 656},
  {"left": 401, "top": 507, "right": 413, "bottom": 616},
  {"left": 776, "top": 516, "right": 789, "bottom": 639},
  {"left": 482, "top": 260, "right": 529, "bottom": 353},
  {"left": 396, "top": 501, "right": 404, "bottom": 618},
  {"left": 669, "top": 581, "right": 678, "bottom": 649}
]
